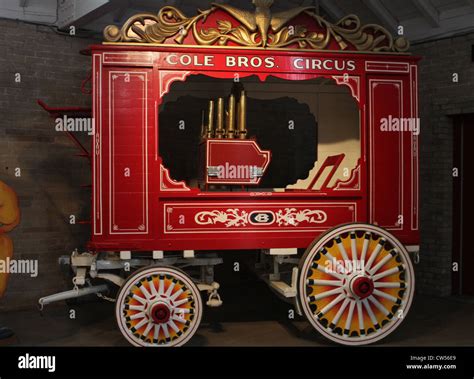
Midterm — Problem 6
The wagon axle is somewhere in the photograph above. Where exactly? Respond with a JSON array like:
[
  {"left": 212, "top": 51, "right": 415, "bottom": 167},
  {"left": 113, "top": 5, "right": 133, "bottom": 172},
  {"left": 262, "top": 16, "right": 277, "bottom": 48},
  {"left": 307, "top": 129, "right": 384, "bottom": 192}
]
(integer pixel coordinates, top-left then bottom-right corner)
[
  {"left": 150, "top": 303, "right": 171, "bottom": 324},
  {"left": 350, "top": 276, "right": 375, "bottom": 300}
]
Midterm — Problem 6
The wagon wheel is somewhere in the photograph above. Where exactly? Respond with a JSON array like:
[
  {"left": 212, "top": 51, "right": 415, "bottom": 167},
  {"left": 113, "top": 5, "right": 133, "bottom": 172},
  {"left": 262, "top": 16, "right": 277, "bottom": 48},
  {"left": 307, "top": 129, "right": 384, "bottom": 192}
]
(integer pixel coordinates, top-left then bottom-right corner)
[
  {"left": 298, "top": 223, "right": 415, "bottom": 345},
  {"left": 116, "top": 266, "right": 203, "bottom": 347}
]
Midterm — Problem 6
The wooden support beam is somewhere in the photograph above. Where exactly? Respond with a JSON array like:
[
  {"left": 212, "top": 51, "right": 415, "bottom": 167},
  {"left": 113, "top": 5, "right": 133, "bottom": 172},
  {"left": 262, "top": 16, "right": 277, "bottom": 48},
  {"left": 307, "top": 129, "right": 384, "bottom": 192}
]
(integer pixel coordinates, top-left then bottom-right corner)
[
  {"left": 411, "top": 0, "right": 440, "bottom": 27},
  {"left": 318, "top": 0, "right": 345, "bottom": 21},
  {"left": 114, "top": 0, "right": 130, "bottom": 22},
  {"left": 362, "top": 0, "right": 399, "bottom": 33},
  {"left": 58, "top": 0, "right": 129, "bottom": 29}
]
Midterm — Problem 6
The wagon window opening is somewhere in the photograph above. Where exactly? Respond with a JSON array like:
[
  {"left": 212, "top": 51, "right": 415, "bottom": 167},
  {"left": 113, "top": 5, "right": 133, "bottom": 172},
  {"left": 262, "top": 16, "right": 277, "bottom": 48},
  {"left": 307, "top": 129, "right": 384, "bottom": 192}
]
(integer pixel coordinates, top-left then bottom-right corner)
[{"left": 158, "top": 75, "right": 360, "bottom": 192}]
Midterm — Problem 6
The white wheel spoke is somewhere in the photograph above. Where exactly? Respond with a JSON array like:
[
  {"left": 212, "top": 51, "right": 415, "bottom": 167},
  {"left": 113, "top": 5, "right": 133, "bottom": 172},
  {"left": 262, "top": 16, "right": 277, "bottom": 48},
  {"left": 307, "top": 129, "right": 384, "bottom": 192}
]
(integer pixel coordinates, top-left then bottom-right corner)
[
  {"left": 368, "top": 295, "right": 391, "bottom": 316},
  {"left": 360, "top": 232, "right": 371, "bottom": 264},
  {"left": 142, "top": 321, "right": 154, "bottom": 339},
  {"left": 369, "top": 252, "right": 394, "bottom": 275},
  {"left": 158, "top": 276, "right": 165, "bottom": 295},
  {"left": 373, "top": 289, "right": 398, "bottom": 303},
  {"left": 132, "top": 294, "right": 147, "bottom": 305},
  {"left": 175, "top": 307, "right": 191, "bottom": 314},
  {"left": 153, "top": 325, "right": 160, "bottom": 341},
  {"left": 315, "top": 264, "right": 344, "bottom": 280},
  {"left": 162, "top": 323, "right": 170, "bottom": 339},
  {"left": 374, "top": 282, "right": 402, "bottom": 289},
  {"left": 307, "top": 279, "right": 343, "bottom": 286},
  {"left": 344, "top": 300, "right": 356, "bottom": 332},
  {"left": 174, "top": 297, "right": 190, "bottom": 307},
  {"left": 322, "top": 248, "right": 335, "bottom": 261},
  {"left": 362, "top": 299, "right": 378, "bottom": 326},
  {"left": 357, "top": 301, "right": 364, "bottom": 331},
  {"left": 365, "top": 239, "right": 385, "bottom": 271},
  {"left": 172, "top": 314, "right": 187, "bottom": 324},
  {"left": 372, "top": 266, "right": 403, "bottom": 282},
  {"left": 134, "top": 318, "right": 150, "bottom": 331},
  {"left": 170, "top": 288, "right": 184, "bottom": 302},
  {"left": 350, "top": 232, "right": 358, "bottom": 260},
  {"left": 320, "top": 293, "right": 346, "bottom": 315},
  {"left": 139, "top": 284, "right": 151, "bottom": 299},
  {"left": 130, "top": 311, "right": 147, "bottom": 321},
  {"left": 148, "top": 278, "right": 158, "bottom": 297},
  {"left": 309, "top": 287, "right": 343, "bottom": 302},
  {"left": 165, "top": 281, "right": 176, "bottom": 297},
  {"left": 335, "top": 236, "right": 350, "bottom": 261},
  {"left": 129, "top": 304, "right": 145, "bottom": 311},
  {"left": 320, "top": 249, "right": 350, "bottom": 275},
  {"left": 168, "top": 319, "right": 180, "bottom": 333},
  {"left": 331, "top": 298, "right": 350, "bottom": 326}
]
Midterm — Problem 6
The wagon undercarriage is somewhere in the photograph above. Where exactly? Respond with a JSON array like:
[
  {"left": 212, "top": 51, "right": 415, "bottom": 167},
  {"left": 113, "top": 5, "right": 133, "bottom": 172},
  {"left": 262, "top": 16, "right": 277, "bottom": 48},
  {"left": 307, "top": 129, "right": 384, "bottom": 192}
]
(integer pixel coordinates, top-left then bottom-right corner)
[{"left": 39, "top": 223, "right": 415, "bottom": 346}]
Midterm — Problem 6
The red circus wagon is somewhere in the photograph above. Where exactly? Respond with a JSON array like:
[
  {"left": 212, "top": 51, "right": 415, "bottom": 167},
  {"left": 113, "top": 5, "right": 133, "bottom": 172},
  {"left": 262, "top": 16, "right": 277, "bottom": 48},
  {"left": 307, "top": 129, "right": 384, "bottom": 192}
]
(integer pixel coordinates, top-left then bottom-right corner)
[{"left": 40, "top": 0, "right": 420, "bottom": 347}]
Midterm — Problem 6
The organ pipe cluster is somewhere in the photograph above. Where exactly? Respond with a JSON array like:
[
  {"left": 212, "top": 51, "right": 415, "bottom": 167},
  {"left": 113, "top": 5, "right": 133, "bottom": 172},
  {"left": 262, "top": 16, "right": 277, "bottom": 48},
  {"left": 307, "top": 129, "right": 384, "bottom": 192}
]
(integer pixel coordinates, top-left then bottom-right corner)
[{"left": 201, "top": 90, "right": 248, "bottom": 140}]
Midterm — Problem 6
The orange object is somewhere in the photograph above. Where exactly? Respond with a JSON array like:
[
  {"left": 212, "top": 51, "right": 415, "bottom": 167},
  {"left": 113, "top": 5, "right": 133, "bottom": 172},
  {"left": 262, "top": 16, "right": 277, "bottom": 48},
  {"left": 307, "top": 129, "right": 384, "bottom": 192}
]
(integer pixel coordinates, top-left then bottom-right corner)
[
  {"left": 0, "top": 235, "right": 13, "bottom": 297},
  {"left": 0, "top": 181, "right": 20, "bottom": 297}
]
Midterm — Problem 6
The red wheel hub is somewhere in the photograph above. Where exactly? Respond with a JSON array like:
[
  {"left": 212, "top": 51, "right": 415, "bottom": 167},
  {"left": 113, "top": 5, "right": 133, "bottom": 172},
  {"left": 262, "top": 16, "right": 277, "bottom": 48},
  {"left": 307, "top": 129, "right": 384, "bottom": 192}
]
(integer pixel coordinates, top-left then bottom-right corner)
[
  {"left": 351, "top": 276, "right": 374, "bottom": 299},
  {"left": 150, "top": 303, "right": 171, "bottom": 324}
]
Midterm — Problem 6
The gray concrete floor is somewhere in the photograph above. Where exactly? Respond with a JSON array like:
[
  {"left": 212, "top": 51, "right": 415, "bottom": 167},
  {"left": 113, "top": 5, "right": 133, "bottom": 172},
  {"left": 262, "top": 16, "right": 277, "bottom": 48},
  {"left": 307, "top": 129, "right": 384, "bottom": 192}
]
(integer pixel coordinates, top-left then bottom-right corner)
[{"left": 1, "top": 271, "right": 474, "bottom": 347}]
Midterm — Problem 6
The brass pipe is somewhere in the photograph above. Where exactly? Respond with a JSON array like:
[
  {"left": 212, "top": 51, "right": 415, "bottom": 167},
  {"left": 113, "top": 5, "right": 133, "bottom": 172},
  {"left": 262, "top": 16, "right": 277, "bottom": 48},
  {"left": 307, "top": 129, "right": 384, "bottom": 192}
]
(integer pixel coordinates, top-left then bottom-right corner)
[
  {"left": 226, "top": 94, "right": 236, "bottom": 139},
  {"left": 237, "top": 90, "right": 247, "bottom": 139},
  {"left": 200, "top": 109, "right": 206, "bottom": 139},
  {"left": 215, "top": 97, "right": 225, "bottom": 139},
  {"left": 206, "top": 100, "right": 215, "bottom": 139}
]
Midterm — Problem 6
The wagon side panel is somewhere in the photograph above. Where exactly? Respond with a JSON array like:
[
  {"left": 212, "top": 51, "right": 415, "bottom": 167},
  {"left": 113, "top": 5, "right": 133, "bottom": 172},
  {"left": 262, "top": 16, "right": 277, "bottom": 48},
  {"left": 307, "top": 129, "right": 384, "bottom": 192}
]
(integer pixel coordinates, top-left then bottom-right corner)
[
  {"left": 91, "top": 61, "right": 157, "bottom": 250},
  {"left": 368, "top": 71, "right": 419, "bottom": 245}
]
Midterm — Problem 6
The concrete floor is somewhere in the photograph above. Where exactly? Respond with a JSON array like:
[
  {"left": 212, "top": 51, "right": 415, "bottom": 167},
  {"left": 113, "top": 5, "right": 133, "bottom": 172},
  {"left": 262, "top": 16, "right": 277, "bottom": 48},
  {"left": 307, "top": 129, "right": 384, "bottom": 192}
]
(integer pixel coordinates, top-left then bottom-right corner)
[{"left": 1, "top": 266, "right": 474, "bottom": 347}]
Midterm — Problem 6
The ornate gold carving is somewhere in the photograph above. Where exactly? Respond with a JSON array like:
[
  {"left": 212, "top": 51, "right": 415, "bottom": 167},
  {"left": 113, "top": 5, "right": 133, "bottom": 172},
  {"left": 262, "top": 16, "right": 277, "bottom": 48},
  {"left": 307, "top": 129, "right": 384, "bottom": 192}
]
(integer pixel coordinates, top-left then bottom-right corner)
[{"left": 104, "top": 2, "right": 409, "bottom": 53}]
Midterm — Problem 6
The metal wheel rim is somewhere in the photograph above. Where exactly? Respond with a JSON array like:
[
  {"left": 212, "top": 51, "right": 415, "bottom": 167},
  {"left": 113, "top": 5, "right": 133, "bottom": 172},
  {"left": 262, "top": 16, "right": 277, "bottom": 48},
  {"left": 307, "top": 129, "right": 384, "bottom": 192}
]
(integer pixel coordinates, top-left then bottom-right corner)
[
  {"left": 298, "top": 223, "right": 415, "bottom": 346},
  {"left": 116, "top": 266, "right": 203, "bottom": 347}
]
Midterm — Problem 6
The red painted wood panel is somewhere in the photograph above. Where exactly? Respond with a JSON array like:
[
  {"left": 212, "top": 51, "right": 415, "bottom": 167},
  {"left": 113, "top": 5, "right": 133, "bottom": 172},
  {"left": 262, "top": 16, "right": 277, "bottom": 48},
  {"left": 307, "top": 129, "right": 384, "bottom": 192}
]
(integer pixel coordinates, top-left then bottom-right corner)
[
  {"left": 89, "top": 45, "right": 420, "bottom": 252},
  {"left": 104, "top": 69, "right": 151, "bottom": 236},
  {"left": 369, "top": 74, "right": 417, "bottom": 242}
]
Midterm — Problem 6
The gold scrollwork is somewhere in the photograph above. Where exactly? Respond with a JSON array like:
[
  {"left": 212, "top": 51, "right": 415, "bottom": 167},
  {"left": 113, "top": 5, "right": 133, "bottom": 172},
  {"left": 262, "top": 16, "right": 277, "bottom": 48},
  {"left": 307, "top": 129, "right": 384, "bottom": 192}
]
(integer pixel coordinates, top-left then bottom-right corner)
[{"left": 104, "top": 2, "right": 409, "bottom": 53}]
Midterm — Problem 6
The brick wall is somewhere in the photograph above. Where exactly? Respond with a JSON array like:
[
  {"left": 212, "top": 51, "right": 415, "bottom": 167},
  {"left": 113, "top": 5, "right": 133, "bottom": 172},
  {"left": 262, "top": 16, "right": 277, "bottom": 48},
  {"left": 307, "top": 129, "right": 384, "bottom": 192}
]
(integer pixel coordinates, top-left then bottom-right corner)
[
  {"left": 0, "top": 20, "right": 96, "bottom": 310},
  {"left": 412, "top": 33, "right": 474, "bottom": 296}
]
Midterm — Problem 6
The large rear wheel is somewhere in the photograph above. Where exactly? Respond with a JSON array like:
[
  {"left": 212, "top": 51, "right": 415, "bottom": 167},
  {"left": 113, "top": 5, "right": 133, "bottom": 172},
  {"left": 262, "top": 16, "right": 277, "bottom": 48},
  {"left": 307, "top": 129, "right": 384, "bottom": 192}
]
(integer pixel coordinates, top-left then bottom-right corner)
[{"left": 298, "top": 223, "right": 415, "bottom": 345}]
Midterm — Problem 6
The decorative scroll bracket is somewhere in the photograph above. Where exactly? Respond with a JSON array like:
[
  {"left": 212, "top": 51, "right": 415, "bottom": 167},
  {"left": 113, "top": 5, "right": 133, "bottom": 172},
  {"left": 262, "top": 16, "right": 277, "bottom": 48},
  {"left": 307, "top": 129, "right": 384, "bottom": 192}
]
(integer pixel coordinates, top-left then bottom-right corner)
[{"left": 104, "top": 2, "right": 410, "bottom": 53}]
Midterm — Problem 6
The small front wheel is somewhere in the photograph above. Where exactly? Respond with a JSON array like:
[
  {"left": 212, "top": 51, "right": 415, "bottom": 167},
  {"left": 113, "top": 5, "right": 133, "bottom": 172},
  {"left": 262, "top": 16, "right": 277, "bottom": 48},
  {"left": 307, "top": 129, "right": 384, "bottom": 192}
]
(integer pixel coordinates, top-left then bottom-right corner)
[
  {"left": 116, "top": 266, "right": 203, "bottom": 347},
  {"left": 298, "top": 223, "right": 415, "bottom": 346}
]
